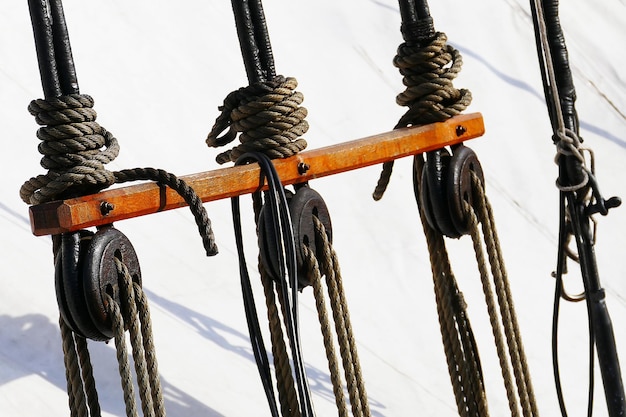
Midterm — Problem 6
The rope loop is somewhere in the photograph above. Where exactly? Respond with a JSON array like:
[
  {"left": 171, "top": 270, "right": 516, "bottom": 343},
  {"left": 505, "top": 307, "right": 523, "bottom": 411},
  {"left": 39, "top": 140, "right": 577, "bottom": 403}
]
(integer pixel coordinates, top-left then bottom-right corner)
[
  {"left": 206, "top": 75, "right": 308, "bottom": 164},
  {"left": 20, "top": 94, "right": 119, "bottom": 205}
]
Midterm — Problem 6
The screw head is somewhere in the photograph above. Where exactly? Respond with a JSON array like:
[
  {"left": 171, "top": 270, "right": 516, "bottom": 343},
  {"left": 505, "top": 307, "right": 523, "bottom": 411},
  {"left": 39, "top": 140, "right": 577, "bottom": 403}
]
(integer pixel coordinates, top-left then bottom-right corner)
[
  {"left": 100, "top": 201, "right": 114, "bottom": 216},
  {"left": 297, "top": 162, "right": 310, "bottom": 175}
]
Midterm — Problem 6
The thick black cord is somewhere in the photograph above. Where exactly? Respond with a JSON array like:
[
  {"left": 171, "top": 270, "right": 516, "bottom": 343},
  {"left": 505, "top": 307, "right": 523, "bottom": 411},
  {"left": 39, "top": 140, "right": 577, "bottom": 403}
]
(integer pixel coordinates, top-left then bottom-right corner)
[
  {"left": 233, "top": 152, "right": 314, "bottom": 417},
  {"left": 232, "top": 193, "right": 280, "bottom": 417}
]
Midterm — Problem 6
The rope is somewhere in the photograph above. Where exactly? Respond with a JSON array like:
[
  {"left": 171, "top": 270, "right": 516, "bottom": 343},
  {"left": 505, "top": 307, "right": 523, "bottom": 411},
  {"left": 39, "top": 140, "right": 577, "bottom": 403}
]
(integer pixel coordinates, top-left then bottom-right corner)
[
  {"left": 114, "top": 167, "right": 218, "bottom": 256},
  {"left": 22, "top": 94, "right": 219, "bottom": 256},
  {"left": 302, "top": 216, "right": 371, "bottom": 417},
  {"left": 57, "top": 254, "right": 166, "bottom": 417},
  {"left": 415, "top": 158, "right": 539, "bottom": 416},
  {"left": 110, "top": 257, "right": 166, "bottom": 417},
  {"left": 21, "top": 94, "right": 119, "bottom": 205},
  {"left": 206, "top": 75, "right": 308, "bottom": 164},
  {"left": 373, "top": 32, "right": 472, "bottom": 200},
  {"left": 260, "top": 263, "right": 302, "bottom": 417},
  {"left": 414, "top": 160, "right": 488, "bottom": 416}
]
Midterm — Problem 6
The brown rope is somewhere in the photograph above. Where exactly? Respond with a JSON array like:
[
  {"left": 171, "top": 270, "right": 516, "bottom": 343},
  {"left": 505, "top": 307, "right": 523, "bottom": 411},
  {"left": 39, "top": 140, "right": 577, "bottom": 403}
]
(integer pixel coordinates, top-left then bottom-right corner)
[
  {"left": 469, "top": 174, "right": 539, "bottom": 416},
  {"left": 416, "top": 156, "right": 539, "bottom": 416},
  {"left": 302, "top": 216, "right": 371, "bottom": 417},
  {"left": 304, "top": 244, "right": 349, "bottom": 417},
  {"left": 206, "top": 75, "right": 308, "bottom": 164},
  {"left": 260, "top": 263, "right": 302, "bottom": 417},
  {"left": 373, "top": 32, "right": 472, "bottom": 200}
]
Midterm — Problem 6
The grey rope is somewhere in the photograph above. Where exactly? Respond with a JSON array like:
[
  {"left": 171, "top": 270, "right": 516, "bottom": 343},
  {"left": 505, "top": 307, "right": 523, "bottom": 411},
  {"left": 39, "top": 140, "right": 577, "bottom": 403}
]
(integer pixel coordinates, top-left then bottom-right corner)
[
  {"left": 468, "top": 173, "right": 539, "bottom": 417},
  {"left": 22, "top": 95, "right": 219, "bottom": 256},
  {"left": 21, "top": 94, "right": 119, "bottom": 205},
  {"left": 206, "top": 75, "right": 308, "bottom": 164},
  {"left": 59, "top": 317, "right": 91, "bottom": 417},
  {"left": 110, "top": 256, "right": 166, "bottom": 417},
  {"left": 416, "top": 158, "right": 539, "bottom": 416},
  {"left": 373, "top": 32, "right": 472, "bottom": 200}
]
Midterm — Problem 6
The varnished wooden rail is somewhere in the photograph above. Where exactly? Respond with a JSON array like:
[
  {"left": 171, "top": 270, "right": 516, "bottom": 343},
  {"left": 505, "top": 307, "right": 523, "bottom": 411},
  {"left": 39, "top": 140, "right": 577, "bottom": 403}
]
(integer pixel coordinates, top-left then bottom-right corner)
[{"left": 29, "top": 113, "right": 485, "bottom": 236}]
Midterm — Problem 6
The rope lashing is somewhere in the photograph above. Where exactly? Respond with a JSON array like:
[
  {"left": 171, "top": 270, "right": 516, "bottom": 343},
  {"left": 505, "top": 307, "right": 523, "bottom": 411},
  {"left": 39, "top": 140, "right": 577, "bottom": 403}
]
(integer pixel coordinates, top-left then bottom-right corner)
[
  {"left": 206, "top": 75, "right": 308, "bottom": 164},
  {"left": 373, "top": 31, "right": 472, "bottom": 201},
  {"left": 20, "top": 94, "right": 119, "bottom": 205}
]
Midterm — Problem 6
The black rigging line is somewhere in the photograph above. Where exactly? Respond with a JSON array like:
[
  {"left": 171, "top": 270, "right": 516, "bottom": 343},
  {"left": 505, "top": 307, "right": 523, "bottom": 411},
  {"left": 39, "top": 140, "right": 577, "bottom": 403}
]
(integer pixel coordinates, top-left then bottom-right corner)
[{"left": 529, "top": 1, "right": 625, "bottom": 416}]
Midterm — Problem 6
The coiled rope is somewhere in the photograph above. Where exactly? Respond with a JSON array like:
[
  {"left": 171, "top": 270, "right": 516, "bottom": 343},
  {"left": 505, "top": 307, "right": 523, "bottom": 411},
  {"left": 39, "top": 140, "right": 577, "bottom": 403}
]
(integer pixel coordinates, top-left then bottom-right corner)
[
  {"left": 21, "top": 93, "right": 218, "bottom": 256},
  {"left": 206, "top": 75, "right": 308, "bottom": 164},
  {"left": 373, "top": 32, "right": 472, "bottom": 201},
  {"left": 20, "top": 94, "right": 119, "bottom": 205}
]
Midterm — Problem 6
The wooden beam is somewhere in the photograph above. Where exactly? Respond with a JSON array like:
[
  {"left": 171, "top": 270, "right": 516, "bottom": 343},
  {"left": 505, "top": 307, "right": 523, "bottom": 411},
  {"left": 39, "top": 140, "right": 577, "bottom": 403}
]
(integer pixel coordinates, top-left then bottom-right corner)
[{"left": 29, "top": 113, "right": 485, "bottom": 236}]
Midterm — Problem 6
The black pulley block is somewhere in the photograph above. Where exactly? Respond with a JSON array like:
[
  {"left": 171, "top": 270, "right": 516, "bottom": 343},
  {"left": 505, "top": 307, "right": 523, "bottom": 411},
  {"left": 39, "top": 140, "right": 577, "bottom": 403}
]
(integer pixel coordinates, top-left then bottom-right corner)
[
  {"left": 55, "top": 226, "right": 141, "bottom": 341},
  {"left": 289, "top": 186, "right": 332, "bottom": 289}
]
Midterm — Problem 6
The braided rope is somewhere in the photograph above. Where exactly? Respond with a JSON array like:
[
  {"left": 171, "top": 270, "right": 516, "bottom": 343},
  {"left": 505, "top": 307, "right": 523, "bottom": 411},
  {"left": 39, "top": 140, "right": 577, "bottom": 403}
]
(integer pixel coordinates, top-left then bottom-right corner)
[
  {"left": 21, "top": 94, "right": 119, "bottom": 205},
  {"left": 59, "top": 317, "right": 90, "bottom": 417},
  {"left": 374, "top": 32, "right": 471, "bottom": 200},
  {"left": 206, "top": 75, "right": 308, "bottom": 164},
  {"left": 75, "top": 335, "right": 102, "bottom": 417},
  {"left": 303, "top": 244, "right": 349, "bottom": 417},
  {"left": 260, "top": 264, "right": 302, "bottom": 417},
  {"left": 301, "top": 216, "right": 371, "bottom": 417},
  {"left": 115, "top": 167, "right": 218, "bottom": 256},
  {"left": 469, "top": 174, "right": 539, "bottom": 416}
]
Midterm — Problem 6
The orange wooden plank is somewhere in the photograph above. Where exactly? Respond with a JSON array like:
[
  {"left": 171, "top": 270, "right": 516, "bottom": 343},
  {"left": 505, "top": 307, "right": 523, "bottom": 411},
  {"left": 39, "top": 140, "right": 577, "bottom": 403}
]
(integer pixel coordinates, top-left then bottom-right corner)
[{"left": 29, "top": 113, "right": 485, "bottom": 236}]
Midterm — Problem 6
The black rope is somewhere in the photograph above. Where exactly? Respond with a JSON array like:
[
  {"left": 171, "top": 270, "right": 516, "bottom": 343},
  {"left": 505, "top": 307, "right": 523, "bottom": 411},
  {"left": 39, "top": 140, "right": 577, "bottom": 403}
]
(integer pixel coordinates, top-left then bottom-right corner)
[
  {"left": 230, "top": 0, "right": 276, "bottom": 84},
  {"left": 231, "top": 152, "right": 314, "bottom": 417},
  {"left": 529, "top": 1, "right": 625, "bottom": 416}
]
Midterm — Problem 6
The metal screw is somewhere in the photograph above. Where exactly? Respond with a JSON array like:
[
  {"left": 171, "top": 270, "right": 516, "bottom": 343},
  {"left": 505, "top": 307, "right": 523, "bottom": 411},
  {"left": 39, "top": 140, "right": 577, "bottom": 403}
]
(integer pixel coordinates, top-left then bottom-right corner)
[
  {"left": 297, "top": 162, "right": 310, "bottom": 175},
  {"left": 100, "top": 201, "right": 114, "bottom": 216},
  {"left": 455, "top": 125, "right": 467, "bottom": 136}
]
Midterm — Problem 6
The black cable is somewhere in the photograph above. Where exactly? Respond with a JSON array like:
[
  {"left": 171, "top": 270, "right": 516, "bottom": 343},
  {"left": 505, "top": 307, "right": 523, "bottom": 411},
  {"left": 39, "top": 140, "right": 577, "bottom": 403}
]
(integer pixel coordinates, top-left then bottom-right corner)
[
  {"left": 530, "top": 0, "right": 625, "bottom": 415},
  {"left": 233, "top": 152, "right": 314, "bottom": 417},
  {"left": 232, "top": 192, "right": 280, "bottom": 417}
]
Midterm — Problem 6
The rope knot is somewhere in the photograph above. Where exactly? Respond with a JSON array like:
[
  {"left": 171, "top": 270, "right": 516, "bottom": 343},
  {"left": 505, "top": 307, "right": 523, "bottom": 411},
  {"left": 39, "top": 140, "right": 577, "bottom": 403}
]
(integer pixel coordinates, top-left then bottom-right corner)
[
  {"left": 20, "top": 94, "right": 120, "bottom": 205},
  {"left": 206, "top": 75, "right": 308, "bottom": 164},
  {"left": 373, "top": 32, "right": 472, "bottom": 201},
  {"left": 394, "top": 32, "right": 472, "bottom": 127}
]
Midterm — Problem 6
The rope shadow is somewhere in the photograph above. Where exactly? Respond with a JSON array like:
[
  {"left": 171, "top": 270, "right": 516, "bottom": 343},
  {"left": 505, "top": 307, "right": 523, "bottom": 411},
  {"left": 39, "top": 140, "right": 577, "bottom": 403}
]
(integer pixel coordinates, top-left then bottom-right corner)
[
  {"left": 0, "top": 313, "right": 225, "bottom": 416},
  {"left": 144, "top": 289, "right": 387, "bottom": 416}
]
